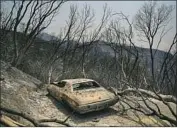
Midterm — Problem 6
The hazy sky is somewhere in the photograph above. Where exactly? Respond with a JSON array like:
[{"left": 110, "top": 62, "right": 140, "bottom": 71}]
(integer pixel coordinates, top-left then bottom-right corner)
[{"left": 3, "top": 1, "right": 176, "bottom": 52}]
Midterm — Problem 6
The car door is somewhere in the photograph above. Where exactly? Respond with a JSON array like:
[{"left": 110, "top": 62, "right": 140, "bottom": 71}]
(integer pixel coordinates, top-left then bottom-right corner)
[{"left": 48, "top": 81, "right": 66, "bottom": 100}]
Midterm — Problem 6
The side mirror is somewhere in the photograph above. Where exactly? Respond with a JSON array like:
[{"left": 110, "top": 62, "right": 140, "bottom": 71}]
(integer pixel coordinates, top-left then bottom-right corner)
[{"left": 51, "top": 81, "right": 66, "bottom": 87}]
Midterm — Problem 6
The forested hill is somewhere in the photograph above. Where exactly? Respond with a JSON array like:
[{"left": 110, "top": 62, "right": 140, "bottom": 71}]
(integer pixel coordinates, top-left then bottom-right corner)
[
  {"left": 1, "top": 31, "right": 175, "bottom": 96},
  {"left": 36, "top": 32, "right": 171, "bottom": 71}
]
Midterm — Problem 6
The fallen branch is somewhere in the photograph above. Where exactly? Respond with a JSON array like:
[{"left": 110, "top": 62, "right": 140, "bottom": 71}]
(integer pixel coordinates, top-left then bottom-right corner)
[
  {"left": 38, "top": 118, "right": 71, "bottom": 127},
  {"left": 118, "top": 89, "right": 177, "bottom": 126},
  {"left": 0, "top": 107, "right": 38, "bottom": 126},
  {"left": 0, "top": 106, "right": 72, "bottom": 127},
  {"left": 0, "top": 115, "right": 26, "bottom": 127},
  {"left": 117, "top": 88, "right": 177, "bottom": 104}
]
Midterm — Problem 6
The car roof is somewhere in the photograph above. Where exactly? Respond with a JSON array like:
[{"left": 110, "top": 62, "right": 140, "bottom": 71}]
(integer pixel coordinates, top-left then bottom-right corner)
[{"left": 61, "top": 78, "right": 95, "bottom": 85}]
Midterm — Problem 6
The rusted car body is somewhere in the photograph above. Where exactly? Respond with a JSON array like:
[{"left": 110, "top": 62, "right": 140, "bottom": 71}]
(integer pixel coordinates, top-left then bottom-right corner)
[{"left": 47, "top": 78, "right": 119, "bottom": 114}]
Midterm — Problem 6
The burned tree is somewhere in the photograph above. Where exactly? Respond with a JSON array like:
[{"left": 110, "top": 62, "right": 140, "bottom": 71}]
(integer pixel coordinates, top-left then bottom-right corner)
[
  {"left": 109, "top": 1, "right": 177, "bottom": 126},
  {"left": 0, "top": 0, "right": 66, "bottom": 66}
]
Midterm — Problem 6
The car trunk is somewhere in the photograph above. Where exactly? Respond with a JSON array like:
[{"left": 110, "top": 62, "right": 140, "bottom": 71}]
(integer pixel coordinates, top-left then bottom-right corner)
[{"left": 72, "top": 88, "right": 115, "bottom": 105}]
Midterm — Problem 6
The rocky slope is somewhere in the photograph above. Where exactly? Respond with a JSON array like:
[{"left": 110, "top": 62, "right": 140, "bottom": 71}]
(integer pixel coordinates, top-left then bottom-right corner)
[
  {"left": 0, "top": 60, "right": 176, "bottom": 126},
  {"left": 1, "top": 60, "right": 67, "bottom": 126}
]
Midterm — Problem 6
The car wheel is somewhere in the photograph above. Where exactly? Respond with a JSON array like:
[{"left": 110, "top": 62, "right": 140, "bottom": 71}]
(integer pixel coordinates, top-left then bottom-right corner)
[{"left": 61, "top": 98, "right": 74, "bottom": 111}]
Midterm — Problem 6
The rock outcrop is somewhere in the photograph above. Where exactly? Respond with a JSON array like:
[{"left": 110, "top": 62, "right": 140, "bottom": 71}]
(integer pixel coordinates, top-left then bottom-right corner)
[{"left": 0, "top": 61, "right": 69, "bottom": 126}]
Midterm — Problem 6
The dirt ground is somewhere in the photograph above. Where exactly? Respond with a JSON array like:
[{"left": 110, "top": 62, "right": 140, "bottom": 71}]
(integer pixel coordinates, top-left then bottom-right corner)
[{"left": 43, "top": 95, "right": 175, "bottom": 126}]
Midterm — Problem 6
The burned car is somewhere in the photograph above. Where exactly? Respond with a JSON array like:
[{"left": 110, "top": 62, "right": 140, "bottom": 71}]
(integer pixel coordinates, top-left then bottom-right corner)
[{"left": 47, "top": 78, "right": 118, "bottom": 114}]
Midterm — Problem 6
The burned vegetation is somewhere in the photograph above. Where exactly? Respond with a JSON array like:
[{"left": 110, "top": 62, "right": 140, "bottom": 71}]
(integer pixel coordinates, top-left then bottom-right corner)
[{"left": 0, "top": 1, "right": 176, "bottom": 127}]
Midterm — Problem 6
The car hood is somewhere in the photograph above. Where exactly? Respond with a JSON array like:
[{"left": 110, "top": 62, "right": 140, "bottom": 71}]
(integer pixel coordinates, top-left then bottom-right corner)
[{"left": 71, "top": 88, "right": 116, "bottom": 105}]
